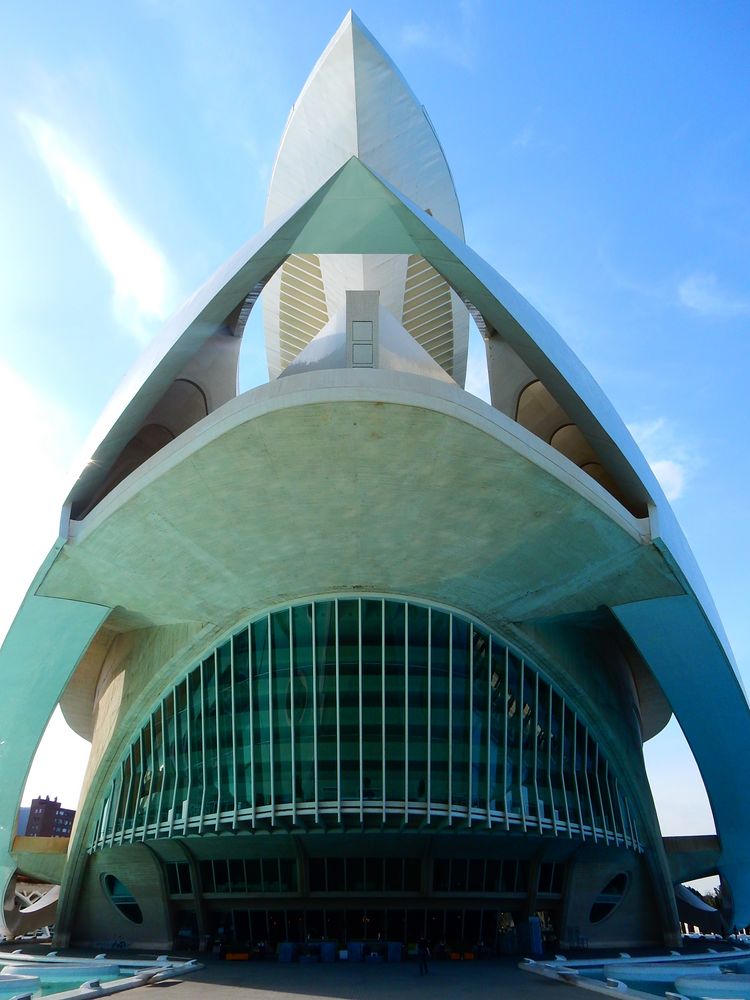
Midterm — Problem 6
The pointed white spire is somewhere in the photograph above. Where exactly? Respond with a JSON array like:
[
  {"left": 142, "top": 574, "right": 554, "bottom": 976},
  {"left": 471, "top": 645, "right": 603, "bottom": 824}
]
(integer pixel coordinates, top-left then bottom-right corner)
[
  {"left": 263, "top": 12, "right": 469, "bottom": 385},
  {"left": 265, "top": 10, "right": 463, "bottom": 236}
]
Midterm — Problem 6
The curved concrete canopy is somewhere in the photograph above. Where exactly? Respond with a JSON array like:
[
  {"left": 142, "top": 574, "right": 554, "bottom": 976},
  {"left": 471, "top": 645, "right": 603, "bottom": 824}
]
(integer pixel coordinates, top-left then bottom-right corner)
[
  {"left": 65, "top": 157, "right": 658, "bottom": 519},
  {"left": 1, "top": 156, "right": 748, "bottom": 927},
  {"left": 42, "top": 372, "right": 675, "bottom": 627},
  {"left": 60, "top": 155, "right": 736, "bottom": 664},
  {"left": 29, "top": 372, "right": 749, "bottom": 931}
]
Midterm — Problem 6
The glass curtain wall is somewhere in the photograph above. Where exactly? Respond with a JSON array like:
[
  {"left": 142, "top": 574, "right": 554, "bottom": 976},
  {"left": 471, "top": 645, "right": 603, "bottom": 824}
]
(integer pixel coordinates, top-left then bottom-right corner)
[{"left": 90, "top": 598, "right": 641, "bottom": 851}]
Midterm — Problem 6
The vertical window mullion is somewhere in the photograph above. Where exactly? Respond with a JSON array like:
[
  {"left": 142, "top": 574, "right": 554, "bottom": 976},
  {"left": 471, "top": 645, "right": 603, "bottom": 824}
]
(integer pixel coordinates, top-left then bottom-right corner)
[
  {"left": 312, "top": 603, "right": 319, "bottom": 825},
  {"left": 92, "top": 797, "right": 104, "bottom": 851},
  {"left": 157, "top": 702, "right": 167, "bottom": 836},
  {"left": 100, "top": 776, "right": 112, "bottom": 849},
  {"left": 615, "top": 778, "right": 634, "bottom": 847},
  {"left": 624, "top": 792, "right": 638, "bottom": 849},
  {"left": 546, "top": 686, "right": 556, "bottom": 837},
  {"left": 143, "top": 715, "right": 155, "bottom": 840},
  {"left": 518, "top": 659, "right": 526, "bottom": 833},
  {"left": 248, "top": 625, "right": 256, "bottom": 829},
  {"left": 604, "top": 758, "right": 626, "bottom": 847},
  {"left": 89, "top": 803, "right": 100, "bottom": 852},
  {"left": 427, "top": 607, "right": 432, "bottom": 825},
  {"left": 230, "top": 638, "right": 238, "bottom": 830},
  {"left": 198, "top": 660, "right": 208, "bottom": 834},
  {"left": 486, "top": 639, "right": 492, "bottom": 828},
  {"left": 381, "top": 599, "right": 386, "bottom": 823},
  {"left": 593, "top": 741, "right": 609, "bottom": 844},
  {"left": 290, "top": 606, "right": 296, "bottom": 826},
  {"left": 358, "top": 597, "right": 364, "bottom": 824},
  {"left": 404, "top": 602, "right": 409, "bottom": 822},
  {"left": 468, "top": 624, "right": 474, "bottom": 827},
  {"left": 214, "top": 651, "right": 221, "bottom": 832},
  {"left": 99, "top": 779, "right": 111, "bottom": 850},
  {"left": 109, "top": 764, "right": 124, "bottom": 849},
  {"left": 184, "top": 676, "right": 193, "bottom": 834},
  {"left": 583, "top": 729, "right": 597, "bottom": 843},
  {"left": 335, "top": 600, "right": 341, "bottom": 824},
  {"left": 559, "top": 696, "right": 571, "bottom": 836},
  {"left": 134, "top": 730, "right": 145, "bottom": 841},
  {"left": 127, "top": 742, "right": 138, "bottom": 844},
  {"left": 169, "top": 688, "right": 179, "bottom": 838},
  {"left": 448, "top": 614, "right": 453, "bottom": 823},
  {"left": 533, "top": 673, "right": 542, "bottom": 833},
  {"left": 268, "top": 616, "right": 275, "bottom": 825},
  {"left": 571, "top": 714, "right": 584, "bottom": 838},
  {"left": 502, "top": 646, "right": 509, "bottom": 832},
  {"left": 119, "top": 755, "right": 132, "bottom": 846},
  {"left": 112, "top": 772, "right": 124, "bottom": 847}
]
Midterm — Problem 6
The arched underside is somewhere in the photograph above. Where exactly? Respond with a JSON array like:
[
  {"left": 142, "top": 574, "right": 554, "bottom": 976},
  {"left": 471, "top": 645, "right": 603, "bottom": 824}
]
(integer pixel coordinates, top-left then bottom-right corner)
[
  {"left": 62, "top": 157, "right": 665, "bottom": 524},
  {"left": 58, "top": 156, "right": 737, "bottom": 674},
  {"left": 0, "top": 157, "right": 747, "bottom": 931},
  {"left": 45, "top": 377, "right": 680, "bottom": 942}
]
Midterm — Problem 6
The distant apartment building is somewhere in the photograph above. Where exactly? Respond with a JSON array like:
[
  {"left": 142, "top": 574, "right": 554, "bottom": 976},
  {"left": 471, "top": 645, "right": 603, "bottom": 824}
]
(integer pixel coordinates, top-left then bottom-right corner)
[{"left": 25, "top": 796, "right": 75, "bottom": 838}]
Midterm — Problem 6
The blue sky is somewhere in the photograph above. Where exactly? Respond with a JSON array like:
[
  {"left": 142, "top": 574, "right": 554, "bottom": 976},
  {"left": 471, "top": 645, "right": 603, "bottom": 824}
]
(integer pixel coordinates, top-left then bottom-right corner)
[{"left": 1, "top": 0, "right": 748, "bottom": 874}]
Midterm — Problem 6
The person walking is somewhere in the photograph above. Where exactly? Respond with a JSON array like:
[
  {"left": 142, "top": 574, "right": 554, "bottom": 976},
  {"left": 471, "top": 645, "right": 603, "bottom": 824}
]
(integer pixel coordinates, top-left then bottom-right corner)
[{"left": 417, "top": 936, "right": 430, "bottom": 975}]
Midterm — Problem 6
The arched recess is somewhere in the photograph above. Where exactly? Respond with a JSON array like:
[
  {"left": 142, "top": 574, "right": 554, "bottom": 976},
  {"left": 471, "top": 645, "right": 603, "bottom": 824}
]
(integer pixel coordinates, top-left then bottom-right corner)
[
  {"left": 512, "top": 380, "right": 630, "bottom": 511},
  {"left": 70, "top": 284, "right": 264, "bottom": 520}
]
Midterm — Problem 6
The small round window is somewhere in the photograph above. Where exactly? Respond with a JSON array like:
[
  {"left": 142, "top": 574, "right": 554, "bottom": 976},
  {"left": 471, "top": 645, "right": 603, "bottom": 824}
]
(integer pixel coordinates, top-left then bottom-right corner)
[
  {"left": 101, "top": 873, "right": 143, "bottom": 924},
  {"left": 589, "top": 872, "right": 629, "bottom": 923}
]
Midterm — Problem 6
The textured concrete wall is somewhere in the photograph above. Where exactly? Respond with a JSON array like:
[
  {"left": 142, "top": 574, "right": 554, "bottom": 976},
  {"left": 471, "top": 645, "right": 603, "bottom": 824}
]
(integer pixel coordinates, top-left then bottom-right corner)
[
  {"left": 560, "top": 845, "right": 663, "bottom": 949},
  {"left": 511, "top": 617, "right": 680, "bottom": 945},
  {"left": 71, "top": 843, "right": 172, "bottom": 949},
  {"left": 56, "top": 621, "right": 209, "bottom": 943}
]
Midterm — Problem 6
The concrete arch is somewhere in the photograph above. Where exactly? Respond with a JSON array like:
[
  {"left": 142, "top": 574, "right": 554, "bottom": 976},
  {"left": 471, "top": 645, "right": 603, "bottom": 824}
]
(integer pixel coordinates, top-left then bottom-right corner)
[{"left": 0, "top": 154, "right": 747, "bottom": 932}]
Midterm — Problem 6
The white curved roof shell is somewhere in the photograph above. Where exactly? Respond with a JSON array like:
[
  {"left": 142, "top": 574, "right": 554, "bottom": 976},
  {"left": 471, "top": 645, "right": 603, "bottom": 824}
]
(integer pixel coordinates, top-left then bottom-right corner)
[
  {"left": 263, "top": 12, "right": 469, "bottom": 384},
  {"left": 0, "top": 12, "right": 748, "bottom": 937}
]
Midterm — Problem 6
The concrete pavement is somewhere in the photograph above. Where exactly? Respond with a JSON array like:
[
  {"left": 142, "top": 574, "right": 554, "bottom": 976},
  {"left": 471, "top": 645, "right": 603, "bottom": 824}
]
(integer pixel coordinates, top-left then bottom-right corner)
[{"left": 133, "top": 956, "right": 577, "bottom": 1000}]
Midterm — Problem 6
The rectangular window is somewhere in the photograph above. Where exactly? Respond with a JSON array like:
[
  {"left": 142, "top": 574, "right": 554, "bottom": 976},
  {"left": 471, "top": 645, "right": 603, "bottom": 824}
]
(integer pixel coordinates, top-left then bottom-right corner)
[
  {"left": 199, "top": 859, "right": 215, "bottom": 893},
  {"left": 308, "top": 858, "right": 326, "bottom": 892}
]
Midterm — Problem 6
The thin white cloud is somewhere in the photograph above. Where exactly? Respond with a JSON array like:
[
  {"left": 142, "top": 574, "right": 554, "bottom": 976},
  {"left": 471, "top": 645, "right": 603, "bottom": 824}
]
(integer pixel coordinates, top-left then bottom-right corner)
[
  {"left": 628, "top": 417, "right": 695, "bottom": 502},
  {"left": 401, "top": 0, "right": 480, "bottom": 71},
  {"left": 678, "top": 272, "right": 750, "bottom": 319},
  {"left": 0, "top": 360, "right": 91, "bottom": 809},
  {"left": 512, "top": 125, "right": 534, "bottom": 150},
  {"left": 17, "top": 111, "right": 174, "bottom": 342},
  {"left": 0, "top": 360, "right": 80, "bottom": 645},
  {"left": 649, "top": 458, "right": 686, "bottom": 503}
]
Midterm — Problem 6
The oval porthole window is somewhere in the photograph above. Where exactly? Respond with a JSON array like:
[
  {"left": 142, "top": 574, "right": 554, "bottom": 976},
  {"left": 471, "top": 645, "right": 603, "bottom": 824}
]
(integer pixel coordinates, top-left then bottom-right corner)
[
  {"left": 589, "top": 872, "right": 629, "bottom": 924},
  {"left": 101, "top": 873, "right": 143, "bottom": 924}
]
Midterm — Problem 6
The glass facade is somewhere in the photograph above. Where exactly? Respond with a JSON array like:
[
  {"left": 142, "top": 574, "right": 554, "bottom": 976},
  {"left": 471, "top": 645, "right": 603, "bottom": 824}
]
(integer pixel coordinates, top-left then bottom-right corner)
[
  {"left": 199, "top": 905, "right": 515, "bottom": 952},
  {"left": 89, "top": 597, "right": 641, "bottom": 851}
]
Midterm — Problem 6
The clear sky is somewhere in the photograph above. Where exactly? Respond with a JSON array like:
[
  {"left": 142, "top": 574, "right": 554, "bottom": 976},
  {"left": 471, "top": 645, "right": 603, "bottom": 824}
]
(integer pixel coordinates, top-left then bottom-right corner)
[{"left": 1, "top": 0, "right": 748, "bottom": 886}]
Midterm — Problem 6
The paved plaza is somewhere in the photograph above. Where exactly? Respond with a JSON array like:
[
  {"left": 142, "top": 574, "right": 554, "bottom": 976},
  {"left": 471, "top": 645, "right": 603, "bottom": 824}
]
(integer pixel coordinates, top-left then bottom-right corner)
[{"left": 131, "top": 956, "right": 575, "bottom": 1000}]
